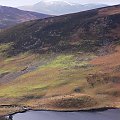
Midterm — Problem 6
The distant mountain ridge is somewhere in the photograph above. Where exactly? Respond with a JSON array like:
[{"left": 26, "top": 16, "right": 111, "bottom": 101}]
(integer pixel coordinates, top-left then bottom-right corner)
[
  {"left": 19, "top": 0, "right": 107, "bottom": 15},
  {"left": 0, "top": 6, "right": 50, "bottom": 29}
]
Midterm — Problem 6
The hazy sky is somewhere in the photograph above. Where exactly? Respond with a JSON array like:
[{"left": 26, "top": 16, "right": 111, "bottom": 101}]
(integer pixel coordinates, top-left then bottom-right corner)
[{"left": 0, "top": 0, "right": 120, "bottom": 7}]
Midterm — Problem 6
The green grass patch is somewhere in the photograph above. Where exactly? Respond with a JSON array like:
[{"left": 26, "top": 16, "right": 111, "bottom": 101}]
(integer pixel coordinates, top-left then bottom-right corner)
[
  {"left": 0, "top": 43, "right": 13, "bottom": 57},
  {"left": 0, "top": 53, "right": 97, "bottom": 99},
  {"left": 41, "top": 53, "right": 93, "bottom": 69},
  {"left": 44, "top": 54, "right": 74, "bottom": 68}
]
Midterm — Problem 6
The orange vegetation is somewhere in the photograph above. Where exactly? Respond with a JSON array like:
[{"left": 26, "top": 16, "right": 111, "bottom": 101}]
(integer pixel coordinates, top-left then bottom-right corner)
[{"left": 90, "top": 46, "right": 120, "bottom": 74}]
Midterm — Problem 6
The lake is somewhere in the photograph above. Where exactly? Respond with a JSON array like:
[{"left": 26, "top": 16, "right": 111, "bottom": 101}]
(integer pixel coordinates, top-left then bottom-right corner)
[{"left": 11, "top": 109, "right": 120, "bottom": 120}]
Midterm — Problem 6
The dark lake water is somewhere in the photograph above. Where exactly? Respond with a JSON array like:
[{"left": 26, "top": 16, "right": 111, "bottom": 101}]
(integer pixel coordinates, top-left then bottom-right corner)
[{"left": 11, "top": 109, "right": 120, "bottom": 120}]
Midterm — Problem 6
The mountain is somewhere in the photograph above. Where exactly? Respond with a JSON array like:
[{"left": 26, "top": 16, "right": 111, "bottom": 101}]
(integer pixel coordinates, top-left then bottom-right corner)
[
  {"left": 0, "top": 5, "right": 120, "bottom": 55},
  {"left": 0, "top": 5, "right": 120, "bottom": 115},
  {"left": 0, "top": 6, "right": 50, "bottom": 29},
  {"left": 19, "top": 0, "right": 107, "bottom": 15}
]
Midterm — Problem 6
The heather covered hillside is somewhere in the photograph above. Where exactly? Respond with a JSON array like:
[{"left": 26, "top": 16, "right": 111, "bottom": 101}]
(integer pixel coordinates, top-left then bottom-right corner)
[
  {"left": 0, "top": 5, "right": 120, "bottom": 116},
  {"left": 0, "top": 5, "right": 120, "bottom": 55}
]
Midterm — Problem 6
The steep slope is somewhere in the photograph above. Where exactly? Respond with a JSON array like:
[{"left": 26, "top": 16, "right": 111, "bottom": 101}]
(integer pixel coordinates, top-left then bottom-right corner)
[
  {"left": 0, "top": 5, "right": 120, "bottom": 55},
  {"left": 0, "top": 6, "right": 50, "bottom": 29},
  {"left": 19, "top": 0, "right": 107, "bottom": 15}
]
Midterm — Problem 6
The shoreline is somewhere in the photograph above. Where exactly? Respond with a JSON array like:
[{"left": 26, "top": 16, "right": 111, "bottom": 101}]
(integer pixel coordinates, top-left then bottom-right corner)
[
  {"left": 30, "top": 107, "right": 118, "bottom": 113},
  {"left": 1, "top": 106, "right": 119, "bottom": 118}
]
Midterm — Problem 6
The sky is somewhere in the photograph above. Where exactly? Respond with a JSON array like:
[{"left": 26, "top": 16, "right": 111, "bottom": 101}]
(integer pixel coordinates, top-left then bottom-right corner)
[{"left": 0, "top": 0, "right": 120, "bottom": 7}]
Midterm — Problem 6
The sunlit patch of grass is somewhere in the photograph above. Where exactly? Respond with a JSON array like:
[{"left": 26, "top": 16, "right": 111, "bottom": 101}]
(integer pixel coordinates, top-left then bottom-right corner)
[
  {"left": 41, "top": 53, "right": 94, "bottom": 69},
  {"left": 0, "top": 50, "right": 119, "bottom": 113},
  {"left": 0, "top": 43, "right": 12, "bottom": 52},
  {"left": 42, "top": 54, "right": 74, "bottom": 68},
  {"left": 0, "top": 52, "right": 104, "bottom": 111},
  {"left": 0, "top": 52, "right": 39, "bottom": 74},
  {"left": 0, "top": 82, "right": 49, "bottom": 97},
  {"left": 0, "top": 43, "right": 13, "bottom": 57},
  {"left": 0, "top": 67, "right": 60, "bottom": 97}
]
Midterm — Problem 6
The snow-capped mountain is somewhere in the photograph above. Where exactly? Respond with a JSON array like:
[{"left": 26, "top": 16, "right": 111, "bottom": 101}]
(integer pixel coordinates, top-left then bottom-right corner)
[{"left": 19, "top": 0, "right": 107, "bottom": 15}]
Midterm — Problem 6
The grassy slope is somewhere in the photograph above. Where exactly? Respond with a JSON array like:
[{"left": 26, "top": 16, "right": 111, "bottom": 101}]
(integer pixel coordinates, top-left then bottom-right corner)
[
  {"left": 0, "top": 45, "right": 120, "bottom": 115},
  {"left": 0, "top": 47, "right": 95, "bottom": 113},
  {"left": 0, "top": 5, "right": 120, "bottom": 115}
]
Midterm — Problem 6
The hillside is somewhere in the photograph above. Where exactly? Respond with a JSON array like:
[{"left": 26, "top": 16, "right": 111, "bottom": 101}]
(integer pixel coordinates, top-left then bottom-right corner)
[
  {"left": 0, "top": 5, "right": 120, "bottom": 116},
  {"left": 0, "top": 6, "right": 50, "bottom": 29},
  {"left": 19, "top": 0, "right": 107, "bottom": 15},
  {"left": 0, "top": 5, "right": 120, "bottom": 55}
]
